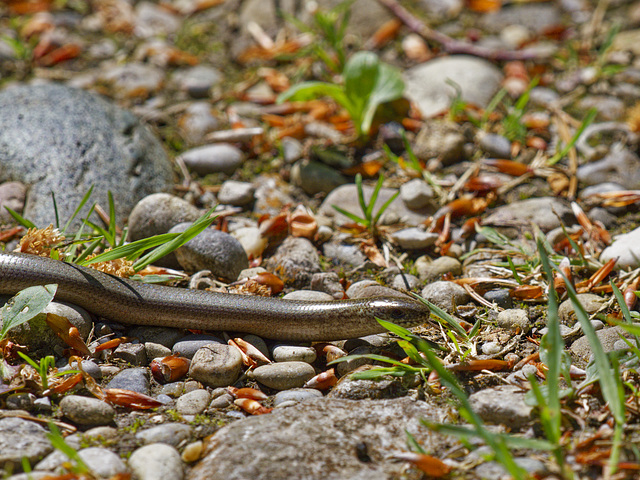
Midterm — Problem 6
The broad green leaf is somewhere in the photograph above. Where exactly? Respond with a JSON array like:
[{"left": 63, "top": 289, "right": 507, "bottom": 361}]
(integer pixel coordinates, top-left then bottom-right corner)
[
  {"left": 359, "top": 62, "right": 404, "bottom": 136},
  {"left": 276, "top": 82, "right": 349, "bottom": 107},
  {"left": 344, "top": 51, "right": 380, "bottom": 123},
  {"left": 0, "top": 285, "right": 57, "bottom": 342}
]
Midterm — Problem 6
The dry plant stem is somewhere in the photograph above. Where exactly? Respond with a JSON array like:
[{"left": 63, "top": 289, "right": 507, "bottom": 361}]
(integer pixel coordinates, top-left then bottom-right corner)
[
  {"left": 377, "top": 0, "right": 548, "bottom": 61},
  {"left": 551, "top": 110, "right": 579, "bottom": 199}
]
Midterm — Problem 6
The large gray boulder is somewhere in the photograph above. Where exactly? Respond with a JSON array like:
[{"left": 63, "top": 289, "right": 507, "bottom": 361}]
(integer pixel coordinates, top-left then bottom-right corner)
[{"left": 0, "top": 83, "right": 173, "bottom": 228}]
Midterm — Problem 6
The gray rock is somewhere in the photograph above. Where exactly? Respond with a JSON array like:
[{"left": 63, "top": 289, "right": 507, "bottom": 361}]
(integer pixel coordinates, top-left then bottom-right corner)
[
  {"left": 310, "top": 272, "right": 344, "bottom": 299},
  {"left": 82, "top": 426, "right": 119, "bottom": 443},
  {"left": 290, "top": 159, "right": 348, "bottom": 195},
  {"left": 399, "top": 178, "right": 435, "bottom": 210},
  {"left": 172, "top": 334, "right": 224, "bottom": 359},
  {"left": 189, "top": 344, "right": 243, "bottom": 387},
  {"left": 0, "top": 181, "right": 26, "bottom": 223},
  {"left": 176, "top": 389, "right": 211, "bottom": 415},
  {"left": 391, "top": 273, "right": 421, "bottom": 290},
  {"left": 100, "top": 62, "right": 165, "bottom": 99},
  {"left": 417, "top": 0, "right": 463, "bottom": 21},
  {"left": 416, "top": 256, "right": 462, "bottom": 282},
  {"left": 570, "top": 326, "right": 637, "bottom": 362},
  {"left": 273, "top": 388, "right": 323, "bottom": 407},
  {"left": 59, "top": 396, "right": 115, "bottom": 427},
  {"left": 129, "top": 443, "right": 183, "bottom": 480},
  {"left": 482, "top": 197, "right": 575, "bottom": 232},
  {"left": 105, "top": 368, "right": 150, "bottom": 395},
  {"left": 335, "top": 345, "right": 376, "bottom": 377},
  {"left": 577, "top": 147, "right": 640, "bottom": 189},
  {"left": 217, "top": 180, "right": 255, "bottom": 206},
  {"left": 36, "top": 447, "right": 126, "bottom": 479},
  {"left": 421, "top": 281, "right": 470, "bottom": 312},
  {"left": 477, "top": 132, "right": 512, "bottom": 158},
  {"left": 145, "top": 342, "right": 172, "bottom": 360},
  {"left": 345, "top": 280, "right": 381, "bottom": 299},
  {"left": 282, "top": 290, "right": 334, "bottom": 301},
  {"left": 251, "top": 362, "right": 316, "bottom": 390},
  {"left": 179, "top": 144, "right": 243, "bottom": 176},
  {"left": 135, "top": 1, "right": 181, "bottom": 37},
  {"left": 281, "top": 137, "right": 303, "bottom": 163},
  {"left": 173, "top": 65, "right": 223, "bottom": 98},
  {"left": 483, "top": 289, "right": 513, "bottom": 309},
  {"left": 413, "top": 120, "right": 466, "bottom": 165},
  {"left": 322, "top": 241, "right": 367, "bottom": 267},
  {"left": 272, "top": 345, "right": 317, "bottom": 364},
  {"left": 177, "top": 102, "right": 220, "bottom": 144},
  {"left": 480, "top": 3, "right": 562, "bottom": 33},
  {"left": 496, "top": 309, "right": 531, "bottom": 333},
  {"left": 329, "top": 376, "right": 410, "bottom": 400},
  {"left": 475, "top": 457, "right": 547, "bottom": 480},
  {"left": 209, "top": 391, "right": 234, "bottom": 409},
  {"left": 319, "top": 183, "right": 435, "bottom": 227},
  {"left": 390, "top": 228, "right": 439, "bottom": 250},
  {"left": 600, "top": 225, "right": 640, "bottom": 268},
  {"left": 128, "top": 193, "right": 202, "bottom": 241},
  {"left": 558, "top": 294, "right": 606, "bottom": 326},
  {"left": 59, "top": 359, "right": 102, "bottom": 380},
  {"left": 469, "top": 385, "right": 533, "bottom": 429},
  {"left": 136, "top": 424, "right": 192, "bottom": 447},
  {"left": 576, "top": 95, "right": 624, "bottom": 121},
  {"left": 0, "top": 417, "right": 53, "bottom": 471},
  {"left": 404, "top": 55, "right": 503, "bottom": 118},
  {"left": 265, "top": 237, "right": 321, "bottom": 288},
  {"left": 253, "top": 176, "right": 295, "bottom": 216},
  {"left": 529, "top": 87, "right": 560, "bottom": 107},
  {"left": 1, "top": 301, "right": 92, "bottom": 359},
  {"left": 170, "top": 223, "right": 249, "bottom": 281},
  {"left": 188, "top": 397, "right": 453, "bottom": 480},
  {"left": 6, "top": 393, "right": 35, "bottom": 411},
  {"left": 113, "top": 343, "right": 147, "bottom": 366}
]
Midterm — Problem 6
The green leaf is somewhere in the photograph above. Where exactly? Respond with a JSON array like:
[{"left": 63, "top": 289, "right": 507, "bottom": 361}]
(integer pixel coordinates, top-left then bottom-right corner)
[
  {"left": 78, "top": 232, "right": 180, "bottom": 266},
  {"left": 61, "top": 186, "right": 95, "bottom": 235},
  {"left": 46, "top": 423, "right": 91, "bottom": 474},
  {"left": 0, "top": 285, "right": 57, "bottom": 342},
  {"left": 359, "top": 62, "right": 404, "bottom": 136},
  {"left": 331, "top": 204, "right": 368, "bottom": 226},
  {"left": 4, "top": 206, "right": 37, "bottom": 229},
  {"left": 276, "top": 81, "right": 350, "bottom": 110},
  {"left": 409, "top": 293, "right": 469, "bottom": 339}
]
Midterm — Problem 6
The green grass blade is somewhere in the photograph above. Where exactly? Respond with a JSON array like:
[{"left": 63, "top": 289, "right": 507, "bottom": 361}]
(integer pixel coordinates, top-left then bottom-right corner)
[
  {"left": 372, "top": 190, "right": 399, "bottom": 225},
  {"left": 548, "top": 108, "right": 597, "bottom": 166},
  {"left": 62, "top": 186, "right": 94, "bottom": 235},
  {"left": 366, "top": 175, "right": 384, "bottom": 220},
  {"left": 77, "top": 232, "right": 179, "bottom": 266},
  {"left": 331, "top": 205, "right": 367, "bottom": 226},
  {"left": 4, "top": 207, "right": 37, "bottom": 229},
  {"left": 51, "top": 192, "right": 60, "bottom": 230},
  {"left": 409, "top": 293, "right": 469, "bottom": 339}
]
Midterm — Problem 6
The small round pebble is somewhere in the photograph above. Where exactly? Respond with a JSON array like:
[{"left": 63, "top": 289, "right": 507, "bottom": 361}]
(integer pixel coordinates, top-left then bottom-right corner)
[
  {"left": 189, "top": 344, "right": 243, "bottom": 387},
  {"left": 481, "top": 341, "right": 502, "bottom": 355},
  {"left": 272, "top": 345, "right": 317, "bottom": 364},
  {"left": 251, "top": 362, "right": 316, "bottom": 390},
  {"left": 129, "top": 443, "right": 184, "bottom": 480},
  {"left": 179, "top": 143, "right": 243, "bottom": 176},
  {"left": 496, "top": 309, "right": 531, "bottom": 333},
  {"left": 136, "top": 423, "right": 192, "bottom": 447},
  {"left": 176, "top": 389, "right": 211, "bottom": 415},
  {"left": 106, "top": 367, "right": 150, "bottom": 395},
  {"left": 145, "top": 342, "right": 172, "bottom": 360},
  {"left": 59, "top": 395, "right": 115, "bottom": 426},
  {"left": 273, "top": 388, "right": 323, "bottom": 407},
  {"left": 113, "top": 342, "right": 148, "bottom": 366},
  {"left": 182, "top": 440, "right": 204, "bottom": 463},
  {"left": 127, "top": 193, "right": 201, "bottom": 241},
  {"left": 282, "top": 290, "right": 334, "bottom": 301},
  {"left": 400, "top": 178, "right": 434, "bottom": 210},
  {"left": 416, "top": 255, "right": 462, "bottom": 281},
  {"left": 421, "top": 281, "right": 470, "bottom": 312},
  {"left": 390, "top": 228, "right": 439, "bottom": 250},
  {"left": 391, "top": 273, "right": 421, "bottom": 290},
  {"left": 209, "top": 392, "right": 234, "bottom": 409},
  {"left": 172, "top": 334, "right": 224, "bottom": 359},
  {"left": 217, "top": 180, "right": 255, "bottom": 206}
]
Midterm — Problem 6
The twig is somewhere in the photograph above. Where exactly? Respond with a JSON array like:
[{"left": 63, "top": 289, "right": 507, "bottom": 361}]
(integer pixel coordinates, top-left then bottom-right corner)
[{"left": 376, "top": 0, "right": 549, "bottom": 62}]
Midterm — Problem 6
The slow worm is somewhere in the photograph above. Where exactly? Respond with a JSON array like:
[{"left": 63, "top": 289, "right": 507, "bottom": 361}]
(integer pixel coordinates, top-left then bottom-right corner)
[{"left": 0, "top": 252, "right": 430, "bottom": 341}]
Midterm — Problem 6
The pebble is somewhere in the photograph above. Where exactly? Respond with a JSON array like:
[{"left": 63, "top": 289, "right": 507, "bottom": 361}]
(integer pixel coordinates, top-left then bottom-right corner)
[
  {"left": 319, "top": 183, "right": 434, "bottom": 227},
  {"left": 265, "top": 237, "right": 322, "bottom": 288},
  {"left": 172, "top": 334, "right": 224, "bottom": 359},
  {"left": 557, "top": 294, "right": 605, "bottom": 326},
  {"left": 415, "top": 255, "right": 462, "bottom": 282},
  {"left": 134, "top": 1, "right": 181, "bottom": 37},
  {"left": 412, "top": 120, "right": 466, "bottom": 165},
  {"left": 209, "top": 391, "right": 234, "bottom": 409},
  {"left": 390, "top": 228, "right": 439, "bottom": 250},
  {"left": 136, "top": 424, "right": 192, "bottom": 447},
  {"left": 59, "top": 359, "right": 102, "bottom": 380},
  {"left": 475, "top": 457, "right": 547, "bottom": 480},
  {"left": 106, "top": 368, "right": 150, "bottom": 395},
  {"left": 309, "top": 272, "right": 344, "bottom": 299},
  {"left": 282, "top": 290, "right": 334, "bottom": 301},
  {"left": 127, "top": 193, "right": 202, "bottom": 241},
  {"left": 482, "top": 197, "right": 574, "bottom": 232},
  {"left": 391, "top": 273, "right": 421, "bottom": 290},
  {"left": 101, "top": 62, "right": 164, "bottom": 99},
  {"left": 480, "top": 3, "right": 561, "bottom": 33},
  {"left": 468, "top": 385, "right": 533, "bottom": 429},
  {"left": 0, "top": 417, "right": 52, "bottom": 472},
  {"left": 496, "top": 309, "right": 531, "bottom": 333},
  {"left": 161, "top": 382, "right": 185, "bottom": 398},
  {"left": 178, "top": 143, "right": 244, "bottom": 176},
  {"left": 483, "top": 289, "right": 513, "bottom": 309},
  {"left": 399, "top": 178, "right": 434, "bottom": 210},
  {"left": 129, "top": 443, "right": 184, "bottom": 480},
  {"left": 335, "top": 345, "right": 376, "bottom": 377},
  {"left": 600, "top": 226, "right": 640, "bottom": 268},
  {"left": 176, "top": 389, "right": 211, "bottom": 415},
  {"left": 145, "top": 342, "right": 172, "bottom": 360},
  {"left": 345, "top": 280, "right": 380, "bottom": 299},
  {"left": 169, "top": 222, "right": 249, "bottom": 281},
  {"left": 231, "top": 227, "right": 268, "bottom": 259},
  {"left": 253, "top": 176, "right": 295, "bottom": 216},
  {"left": 113, "top": 342, "right": 148, "bottom": 366},
  {"left": 33, "top": 397, "right": 52, "bottom": 413},
  {"left": 36, "top": 447, "right": 127, "bottom": 479},
  {"left": 476, "top": 131, "right": 512, "bottom": 158},
  {"left": 217, "top": 180, "right": 255, "bottom": 206},
  {"left": 251, "top": 362, "right": 316, "bottom": 390},
  {"left": 576, "top": 95, "right": 624, "bottom": 121},
  {"left": 577, "top": 147, "right": 640, "bottom": 190},
  {"left": 241, "top": 334, "right": 270, "bottom": 360},
  {"left": 281, "top": 137, "right": 303, "bottom": 163},
  {"left": 322, "top": 241, "right": 367, "bottom": 267},
  {"left": 0, "top": 181, "right": 26, "bottom": 224},
  {"left": 177, "top": 102, "right": 219, "bottom": 144},
  {"left": 481, "top": 341, "right": 501, "bottom": 355},
  {"left": 272, "top": 345, "right": 317, "bottom": 364},
  {"left": 6, "top": 393, "right": 35, "bottom": 411},
  {"left": 329, "top": 376, "right": 410, "bottom": 400},
  {"left": 83, "top": 426, "right": 119, "bottom": 443},
  {"left": 189, "top": 344, "right": 243, "bottom": 387},
  {"left": 403, "top": 55, "right": 503, "bottom": 118},
  {"left": 290, "top": 159, "right": 348, "bottom": 195},
  {"left": 273, "top": 388, "right": 323, "bottom": 407},
  {"left": 182, "top": 440, "right": 204, "bottom": 463},
  {"left": 172, "top": 65, "right": 222, "bottom": 98},
  {"left": 421, "top": 281, "right": 470, "bottom": 312},
  {"left": 59, "top": 395, "right": 115, "bottom": 426},
  {"left": 570, "top": 326, "right": 637, "bottom": 363}
]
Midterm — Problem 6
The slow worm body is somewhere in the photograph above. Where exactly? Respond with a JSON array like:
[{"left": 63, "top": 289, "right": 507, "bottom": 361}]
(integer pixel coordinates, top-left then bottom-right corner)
[{"left": 0, "top": 252, "right": 431, "bottom": 341}]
